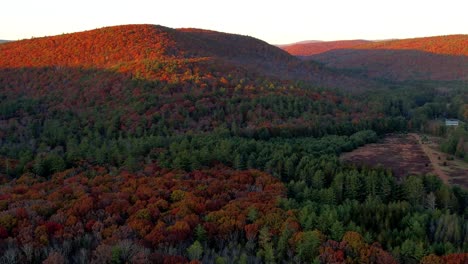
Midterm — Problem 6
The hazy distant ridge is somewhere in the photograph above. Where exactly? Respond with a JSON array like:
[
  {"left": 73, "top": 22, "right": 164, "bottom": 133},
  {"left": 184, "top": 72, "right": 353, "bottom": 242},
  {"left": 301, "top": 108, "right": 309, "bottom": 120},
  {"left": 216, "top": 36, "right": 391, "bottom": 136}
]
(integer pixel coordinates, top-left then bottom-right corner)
[
  {"left": 280, "top": 40, "right": 371, "bottom": 56},
  {"left": 308, "top": 35, "right": 468, "bottom": 81}
]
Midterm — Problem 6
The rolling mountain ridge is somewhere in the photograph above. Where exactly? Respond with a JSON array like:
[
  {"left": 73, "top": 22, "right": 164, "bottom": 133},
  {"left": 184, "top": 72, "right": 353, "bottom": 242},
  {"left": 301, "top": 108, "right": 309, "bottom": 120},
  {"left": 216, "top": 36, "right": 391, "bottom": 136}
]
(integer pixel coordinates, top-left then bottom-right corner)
[
  {"left": 353, "top": 35, "right": 468, "bottom": 56},
  {"left": 280, "top": 35, "right": 468, "bottom": 81},
  {"left": 0, "top": 24, "right": 383, "bottom": 138},
  {"left": 0, "top": 24, "right": 379, "bottom": 91},
  {"left": 311, "top": 48, "right": 468, "bottom": 81},
  {"left": 0, "top": 25, "right": 296, "bottom": 72}
]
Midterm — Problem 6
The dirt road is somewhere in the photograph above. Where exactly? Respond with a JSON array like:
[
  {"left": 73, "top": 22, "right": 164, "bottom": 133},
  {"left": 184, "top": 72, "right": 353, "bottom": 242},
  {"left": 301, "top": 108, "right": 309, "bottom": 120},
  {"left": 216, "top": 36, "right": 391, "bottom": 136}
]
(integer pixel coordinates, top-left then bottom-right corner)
[{"left": 409, "top": 133, "right": 451, "bottom": 184}]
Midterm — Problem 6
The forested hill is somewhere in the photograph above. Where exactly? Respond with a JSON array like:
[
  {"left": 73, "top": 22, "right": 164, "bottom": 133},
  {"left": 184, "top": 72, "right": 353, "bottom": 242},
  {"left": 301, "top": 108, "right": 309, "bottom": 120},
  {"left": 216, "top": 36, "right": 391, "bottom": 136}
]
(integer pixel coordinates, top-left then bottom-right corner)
[
  {"left": 0, "top": 24, "right": 378, "bottom": 90},
  {"left": 0, "top": 24, "right": 396, "bottom": 167},
  {"left": 281, "top": 35, "right": 468, "bottom": 58},
  {"left": 0, "top": 25, "right": 294, "bottom": 70},
  {"left": 0, "top": 25, "right": 467, "bottom": 263},
  {"left": 306, "top": 35, "right": 468, "bottom": 81},
  {"left": 353, "top": 35, "right": 468, "bottom": 56}
]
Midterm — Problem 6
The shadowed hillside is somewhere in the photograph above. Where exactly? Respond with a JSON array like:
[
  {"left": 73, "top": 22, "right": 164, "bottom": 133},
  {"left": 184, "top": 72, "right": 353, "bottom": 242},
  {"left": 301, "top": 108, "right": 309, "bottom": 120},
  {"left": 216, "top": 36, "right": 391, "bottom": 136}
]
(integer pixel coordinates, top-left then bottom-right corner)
[
  {"left": 303, "top": 35, "right": 468, "bottom": 82},
  {"left": 310, "top": 49, "right": 468, "bottom": 81},
  {"left": 354, "top": 35, "right": 468, "bottom": 56},
  {"left": 175, "top": 28, "right": 296, "bottom": 63}
]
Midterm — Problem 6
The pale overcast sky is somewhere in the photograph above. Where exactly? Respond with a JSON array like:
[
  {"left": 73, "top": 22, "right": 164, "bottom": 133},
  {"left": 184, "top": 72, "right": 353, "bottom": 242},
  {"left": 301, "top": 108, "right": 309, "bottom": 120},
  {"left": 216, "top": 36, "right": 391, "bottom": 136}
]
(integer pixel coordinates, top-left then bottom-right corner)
[{"left": 1, "top": 0, "right": 467, "bottom": 44}]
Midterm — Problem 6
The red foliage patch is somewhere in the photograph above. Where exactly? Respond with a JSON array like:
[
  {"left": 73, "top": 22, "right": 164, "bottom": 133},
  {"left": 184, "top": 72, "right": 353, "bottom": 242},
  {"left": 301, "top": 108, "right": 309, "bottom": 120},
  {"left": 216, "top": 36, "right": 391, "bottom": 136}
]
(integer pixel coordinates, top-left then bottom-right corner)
[
  {"left": 0, "top": 227, "right": 8, "bottom": 239},
  {"left": 0, "top": 166, "right": 287, "bottom": 248}
]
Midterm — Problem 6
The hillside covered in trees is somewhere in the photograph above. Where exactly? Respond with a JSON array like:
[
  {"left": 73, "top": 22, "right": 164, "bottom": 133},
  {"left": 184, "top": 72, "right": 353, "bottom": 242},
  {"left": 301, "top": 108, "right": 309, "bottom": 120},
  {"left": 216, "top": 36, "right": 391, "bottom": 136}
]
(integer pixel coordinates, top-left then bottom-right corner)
[
  {"left": 297, "top": 35, "right": 468, "bottom": 81},
  {"left": 0, "top": 25, "right": 467, "bottom": 263},
  {"left": 0, "top": 24, "right": 377, "bottom": 91},
  {"left": 354, "top": 35, "right": 468, "bottom": 57}
]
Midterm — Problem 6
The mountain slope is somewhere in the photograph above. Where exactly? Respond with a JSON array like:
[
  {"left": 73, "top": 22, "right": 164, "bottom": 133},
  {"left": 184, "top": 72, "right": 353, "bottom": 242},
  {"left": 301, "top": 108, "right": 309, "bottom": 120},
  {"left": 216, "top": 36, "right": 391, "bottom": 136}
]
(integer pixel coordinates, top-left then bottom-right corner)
[
  {"left": 0, "top": 25, "right": 179, "bottom": 68},
  {"left": 175, "top": 28, "right": 296, "bottom": 63},
  {"left": 0, "top": 24, "right": 379, "bottom": 91},
  {"left": 281, "top": 39, "right": 370, "bottom": 57},
  {"left": 354, "top": 35, "right": 468, "bottom": 56},
  {"left": 308, "top": 35, "right": 468, "bottom": 81},
  {"left": 0, "top": 25, "right": 296, "bottom": 76},
  {"left": 0, "top": 24, "right": 382, "bottom": 139}
]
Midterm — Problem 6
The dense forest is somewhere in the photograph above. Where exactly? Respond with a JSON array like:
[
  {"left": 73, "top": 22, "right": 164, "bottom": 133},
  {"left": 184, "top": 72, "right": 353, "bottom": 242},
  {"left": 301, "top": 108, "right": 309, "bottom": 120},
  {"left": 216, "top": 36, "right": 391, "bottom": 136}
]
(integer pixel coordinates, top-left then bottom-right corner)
[{"left": 0, "top": 25, "right": 467, "bottom": 263}]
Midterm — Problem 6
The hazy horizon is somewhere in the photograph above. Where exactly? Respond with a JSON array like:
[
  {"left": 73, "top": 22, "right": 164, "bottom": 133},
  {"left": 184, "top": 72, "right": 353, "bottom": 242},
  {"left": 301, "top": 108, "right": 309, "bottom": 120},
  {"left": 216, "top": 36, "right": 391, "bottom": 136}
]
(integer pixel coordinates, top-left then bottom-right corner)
[{"left": 2, "top": 0, "right": 468, "bottom": 44}]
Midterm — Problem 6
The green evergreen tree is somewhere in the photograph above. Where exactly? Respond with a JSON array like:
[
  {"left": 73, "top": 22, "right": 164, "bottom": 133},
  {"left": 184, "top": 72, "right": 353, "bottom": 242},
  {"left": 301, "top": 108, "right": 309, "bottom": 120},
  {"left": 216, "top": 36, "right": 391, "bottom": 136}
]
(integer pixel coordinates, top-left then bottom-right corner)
[
  {"left": 194, "top": 224, "right": 207, "bottom": 242},
  {"left": 123, "top": 155, "right": 138, "bottom": 172},
  {"left": 187, "top": 241, "right": 203, "bottom": 261},
  {"left": 111, "top": 246, "right": 122, "bottom": 264},
  {"left": 403, "top": 176, "right": 425, "bottom": 207},
  {"left": 49, "top": 154, "right": 66, "bottom": 174},
  {"left": 276, "top": 227, "right": 293, "bottom": 260},
  {"left": 311, "top": 170, "right": 325, "bottom": 189},
  {"left": 297, "top": 231, "right": 321, "bottom": 263},
  {"left": 330, "top": 221, "right": 344, "bottom": 241},
  {"left": 234, "top": 153, "right": 246, "bottom": 170},
  {"left": 258, "top": 227, "right": 275, "bottom": 264}
]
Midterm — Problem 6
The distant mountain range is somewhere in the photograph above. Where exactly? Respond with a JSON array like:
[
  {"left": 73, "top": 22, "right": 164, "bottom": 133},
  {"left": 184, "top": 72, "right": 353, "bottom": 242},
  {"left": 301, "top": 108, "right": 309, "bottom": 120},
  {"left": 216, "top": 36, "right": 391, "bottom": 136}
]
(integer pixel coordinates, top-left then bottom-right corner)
[
  {"left": 276, "top": 40, "right": 323, "bottom": 47},
  {"left": 279, "top": 40, "right": 371, "bottom": 57},
  {"left": 279, "top": 35, "right": 468, "bottom": 81},
  {"left": 1, "top": 25, "right": 467, "bottom": 88},
  {"left": 353, "top": 35, "right": 468, "bottom": 56},
  {"left": 0, "top": 40, "right": 10, "bottom": 44}
]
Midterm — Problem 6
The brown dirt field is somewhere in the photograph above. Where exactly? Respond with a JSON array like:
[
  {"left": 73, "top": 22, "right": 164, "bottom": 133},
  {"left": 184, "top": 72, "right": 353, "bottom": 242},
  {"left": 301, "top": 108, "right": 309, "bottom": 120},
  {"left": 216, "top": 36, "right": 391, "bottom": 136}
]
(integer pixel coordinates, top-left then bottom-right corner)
[
  {"left": 410, "top": 133, "right": 451, "bottom": 185},
  {"left": 341, "top": 134, "right": 434, "bottom": 179},
  {"left": 341, "top": 133, "right": 468, "bottom": 188},
  {"left": 415, "top": 134, "right": 468, "bottom": 188}
]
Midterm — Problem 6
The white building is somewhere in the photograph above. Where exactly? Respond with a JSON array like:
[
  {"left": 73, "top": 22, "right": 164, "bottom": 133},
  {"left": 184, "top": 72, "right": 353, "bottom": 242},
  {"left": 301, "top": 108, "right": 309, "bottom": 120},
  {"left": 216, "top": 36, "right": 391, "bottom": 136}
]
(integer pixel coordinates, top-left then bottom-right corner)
[{"left": 445, "top": 119, "right": 459, "bottom": 126}]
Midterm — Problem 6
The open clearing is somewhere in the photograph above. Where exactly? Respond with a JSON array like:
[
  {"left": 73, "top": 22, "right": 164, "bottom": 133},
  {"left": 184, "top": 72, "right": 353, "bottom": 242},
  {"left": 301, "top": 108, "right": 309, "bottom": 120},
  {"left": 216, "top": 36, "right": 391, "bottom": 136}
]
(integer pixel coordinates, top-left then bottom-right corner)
[
  {"left": 341, "top": 133, "right": 468, "bottom": 188},
  {"left": 414, "top": 133, "right": 468, "bottom": 188}
]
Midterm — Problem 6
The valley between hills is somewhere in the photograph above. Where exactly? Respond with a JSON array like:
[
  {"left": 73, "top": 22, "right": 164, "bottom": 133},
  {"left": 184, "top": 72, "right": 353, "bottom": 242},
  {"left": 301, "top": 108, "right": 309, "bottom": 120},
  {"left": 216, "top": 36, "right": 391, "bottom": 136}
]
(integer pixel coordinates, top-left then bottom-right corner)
[{"left": 0, "top": 25, "right": 467, "bottom": 263}]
